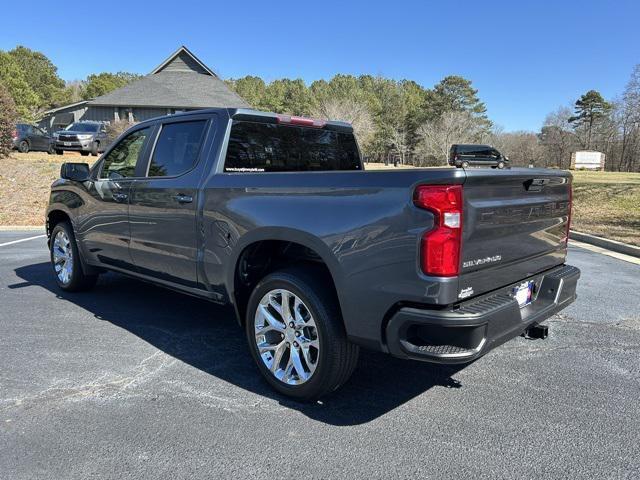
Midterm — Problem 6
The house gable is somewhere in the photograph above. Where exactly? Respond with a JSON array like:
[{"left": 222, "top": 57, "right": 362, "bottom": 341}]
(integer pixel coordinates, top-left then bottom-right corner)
[{"left": 150, "top": 46, "right": 216, "bottom": 76}]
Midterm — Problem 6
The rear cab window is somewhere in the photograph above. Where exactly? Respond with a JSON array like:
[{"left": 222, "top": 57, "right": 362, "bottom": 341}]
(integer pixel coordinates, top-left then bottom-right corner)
[{"left": 224, "top": 121, "right": 361, "bottom": 172}]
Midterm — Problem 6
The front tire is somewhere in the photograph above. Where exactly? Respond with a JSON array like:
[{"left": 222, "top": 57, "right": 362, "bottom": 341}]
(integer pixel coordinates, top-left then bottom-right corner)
[
  {"left": 246, "top": 268, "right": 359, "bottom": 400},
  {"left": 461, "top": 161, "right": 470, "bottom": 168},
  {"left": 50, "top": 222, "right": 98, "bottom": 292}
]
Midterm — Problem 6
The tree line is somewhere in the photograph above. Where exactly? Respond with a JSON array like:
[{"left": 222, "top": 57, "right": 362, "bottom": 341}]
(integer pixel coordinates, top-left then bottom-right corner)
[
  {"left": 0, "top": 45, "right": 141, "bottom": 121},
  {"left": 225, "top": 74, "right": 491, "bottom": 165},
  {"left": 1, "top": 44, "right": 639, "bottom": 171},
  {"left": 225, "top": 68, "right": 640, "bottom": 172}
]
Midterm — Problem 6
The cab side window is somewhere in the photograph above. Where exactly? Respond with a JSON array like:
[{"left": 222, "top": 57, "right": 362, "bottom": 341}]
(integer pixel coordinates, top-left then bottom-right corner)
[
  {"left": 100, "top": 127, "right": 151, "bottom": 179},
  {"left": 147, "top": 120, "right": 207, "bottom": 177}
]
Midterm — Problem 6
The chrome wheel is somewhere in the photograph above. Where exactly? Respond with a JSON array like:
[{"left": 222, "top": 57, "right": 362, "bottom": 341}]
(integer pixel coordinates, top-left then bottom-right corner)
[
  {"left": 52, "top": 230, "right": 74, "bottom": 285},
  {"left": 254, "top": 289, "right": 320, "bottom": 385}
]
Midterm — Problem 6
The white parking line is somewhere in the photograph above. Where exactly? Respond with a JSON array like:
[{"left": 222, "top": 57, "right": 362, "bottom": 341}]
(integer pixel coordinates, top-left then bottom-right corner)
[
  {"left": 0, "top": 234, "right": 47, "bottom": 248},
  {"left": 569, "top": 240, "right": 640, "bottom": 266}
]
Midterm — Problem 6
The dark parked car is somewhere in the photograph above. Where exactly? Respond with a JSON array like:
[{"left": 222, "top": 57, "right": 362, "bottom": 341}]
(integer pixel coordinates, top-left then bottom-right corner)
[
  {"left": 46, "top": 108, "right": 579, "bottom": 399},
  {"left": 53, "top": 121, "right": 108, "bottom": 156},
  {"left": 449, "top": 144, "right": 508, "bottom": 169},
  {"left": 12, "top": 124, "right": 55, "bottom": 154}
]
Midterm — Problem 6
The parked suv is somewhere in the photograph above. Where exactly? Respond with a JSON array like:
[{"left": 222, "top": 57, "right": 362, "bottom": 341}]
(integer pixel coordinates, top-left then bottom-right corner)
[
  {"left": 449, "top": 144, "right": 508, "bottom": 169},
  {"left": 12, "top": 124, "right": 55, "bottom": 154},
  {"left": 53, "top": 121, "right": 108, "bottom": 156}
]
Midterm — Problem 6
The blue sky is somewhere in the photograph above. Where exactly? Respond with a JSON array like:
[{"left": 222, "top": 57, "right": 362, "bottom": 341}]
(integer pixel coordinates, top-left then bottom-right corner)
[{"left": 2, "top": 0, "right": 638, "bottom": 131}]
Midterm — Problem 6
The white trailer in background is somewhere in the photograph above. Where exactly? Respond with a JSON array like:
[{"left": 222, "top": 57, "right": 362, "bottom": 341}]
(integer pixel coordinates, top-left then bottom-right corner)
[{"left": 571, "top": 151, "right": 605, "bottom": 170}]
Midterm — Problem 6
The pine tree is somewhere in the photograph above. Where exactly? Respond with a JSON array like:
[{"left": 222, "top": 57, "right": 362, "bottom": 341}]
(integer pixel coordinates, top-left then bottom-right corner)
[{"left": 568, "top": 90, "right": 612, "bottom": 149}]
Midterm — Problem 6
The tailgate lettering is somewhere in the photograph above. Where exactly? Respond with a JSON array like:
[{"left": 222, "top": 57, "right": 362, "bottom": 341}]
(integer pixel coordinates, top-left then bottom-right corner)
[
  {"left": 463, "top": 255, "right": 502, "bottom": 269},
  {"left": 479, "top": 202, "right": 569, "bottom": 225}
]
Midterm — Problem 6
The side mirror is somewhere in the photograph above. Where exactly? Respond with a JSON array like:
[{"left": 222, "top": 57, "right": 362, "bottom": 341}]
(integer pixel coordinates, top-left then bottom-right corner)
[{"left": 60, "top": 162, "right": 91, "bottom": 182}]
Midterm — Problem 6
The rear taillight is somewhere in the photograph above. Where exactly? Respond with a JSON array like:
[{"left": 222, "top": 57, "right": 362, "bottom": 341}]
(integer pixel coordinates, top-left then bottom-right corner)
[
  {"left": 11, "top": 129, "right": 18, "bottom": 139},
  {"left": 414, "top": 185, "right": 463, "bottom": 277},
  {"left": 276, "top": 114, "right": 327, "bottom": 128}
]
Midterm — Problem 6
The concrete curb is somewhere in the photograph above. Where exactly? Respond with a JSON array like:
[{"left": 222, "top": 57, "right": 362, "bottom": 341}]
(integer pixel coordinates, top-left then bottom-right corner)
[{"left": 570, "top": 231, "right": 640, "bottom": 258}]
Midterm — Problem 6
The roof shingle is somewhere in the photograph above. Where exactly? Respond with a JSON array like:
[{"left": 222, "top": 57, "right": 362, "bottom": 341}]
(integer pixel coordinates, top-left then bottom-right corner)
[{"left": 87, "top": 71, "right": 249, "bottom": 109}]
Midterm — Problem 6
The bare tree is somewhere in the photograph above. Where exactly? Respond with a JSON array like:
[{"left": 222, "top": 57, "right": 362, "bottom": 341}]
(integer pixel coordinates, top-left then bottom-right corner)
[
  {"left": 388, "top": 123, "right": 410, "bottom": 164},
  {"left": 311, "top": 97, "right": 375, "bottom": 153},
  {"left": 491, "top": 131, "right": 543, "bottom": 167},
  {"left": 619, "top": 65, "right": 640, "bottom": 171},
  {"left": 416, "top": 111, "right": 484, "bottom": 166},
  {"left": 539, "top": 106, "right": 577, "bottom": 168},
  {"left": 65, "top": 80, "right": 86, "bottom": 104}
]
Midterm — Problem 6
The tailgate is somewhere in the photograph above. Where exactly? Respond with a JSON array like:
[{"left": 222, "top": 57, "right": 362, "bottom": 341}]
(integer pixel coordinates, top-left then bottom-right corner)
[{"left": 458, "top": 168, "right": 571, "bottom": 299}]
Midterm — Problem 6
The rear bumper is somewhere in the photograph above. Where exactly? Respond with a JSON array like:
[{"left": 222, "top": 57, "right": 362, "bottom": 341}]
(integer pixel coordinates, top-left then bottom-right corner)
[{"left": 385, "top": 264, "right": 580, "bottom": 364}]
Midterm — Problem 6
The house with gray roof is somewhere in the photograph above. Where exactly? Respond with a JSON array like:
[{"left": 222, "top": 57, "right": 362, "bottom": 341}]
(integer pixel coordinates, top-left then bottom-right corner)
[{"left": 39, "top": 46, "right": 249, "bottom": 131}]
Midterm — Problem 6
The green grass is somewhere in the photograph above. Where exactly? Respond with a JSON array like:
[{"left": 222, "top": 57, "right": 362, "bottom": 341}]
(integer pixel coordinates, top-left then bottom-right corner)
[
  {"left": 572, "top": 172, "right": 640, "bottom": 246},
  {"left": 572, "top": 170, "right": 640, "bottom": 185}
]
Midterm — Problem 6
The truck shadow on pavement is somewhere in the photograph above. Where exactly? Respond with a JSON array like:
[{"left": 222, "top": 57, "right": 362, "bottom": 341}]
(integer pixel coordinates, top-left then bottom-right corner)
[{"left": 11, "top": 262, "right": 466, "bottom": 426}]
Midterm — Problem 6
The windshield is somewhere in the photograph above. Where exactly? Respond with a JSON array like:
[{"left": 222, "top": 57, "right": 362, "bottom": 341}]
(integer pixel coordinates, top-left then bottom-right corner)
[{"left": 65, "top": 123, "right": 99, "bottom": 132}]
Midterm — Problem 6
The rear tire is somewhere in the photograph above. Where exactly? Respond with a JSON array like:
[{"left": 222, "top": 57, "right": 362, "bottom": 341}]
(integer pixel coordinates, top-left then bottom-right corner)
[
  {"left": 497, "top": 161, "right": 505, "bottom": 169},
  {"left": 245, "top": 268, "right": 359, "bottom": 400},
  {"left": 91, "top": 141, "right": 100, "bottom": 156},
  {"left": 55, "top": 149, "right": 64, "bottom": 155},
  {"left": 47, "top": 144, "right": 56, "bottom": 155},
  {"left": 50, "top": 222, "right": 98, "bottom": 292},
  {"left": 461, "top": 161, "right": 470, "bottom": 168},
  {"left": 18, "top": 140, "right": 29, "bottom": 153}
]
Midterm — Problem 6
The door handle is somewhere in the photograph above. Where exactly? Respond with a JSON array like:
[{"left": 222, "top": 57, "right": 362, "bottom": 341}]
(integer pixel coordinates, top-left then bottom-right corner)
[
  {"left": 173, "top": 194, "right": 193, "bottom": 204},
  {"left": 113, "top": 192, "right": 128, "bottom": 202}
]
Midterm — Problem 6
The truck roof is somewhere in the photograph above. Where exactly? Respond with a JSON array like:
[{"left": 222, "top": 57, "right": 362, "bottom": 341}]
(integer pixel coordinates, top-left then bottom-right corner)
[{"left": 135, "top": 108, "right": 354, "bottom": 133}]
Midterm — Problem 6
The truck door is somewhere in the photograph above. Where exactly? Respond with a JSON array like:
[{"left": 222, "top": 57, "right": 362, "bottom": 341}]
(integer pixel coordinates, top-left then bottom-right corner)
[
  {"left": 81, "top": 125, "right": 154, "bottom": 269},
  {"left": 128, "top": 115, "right": 213, "bottom": 288}
]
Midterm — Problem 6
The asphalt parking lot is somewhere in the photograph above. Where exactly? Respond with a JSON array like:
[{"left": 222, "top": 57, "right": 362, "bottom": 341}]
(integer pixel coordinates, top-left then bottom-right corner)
[{"left": 1, "top": 231, "right": 639, "bottom": 479}]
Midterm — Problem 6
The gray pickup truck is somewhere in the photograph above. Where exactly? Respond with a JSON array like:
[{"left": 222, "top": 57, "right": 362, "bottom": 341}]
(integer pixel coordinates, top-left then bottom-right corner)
[{"left": 46, "top": 108, "right": 580, "bottom": 399}]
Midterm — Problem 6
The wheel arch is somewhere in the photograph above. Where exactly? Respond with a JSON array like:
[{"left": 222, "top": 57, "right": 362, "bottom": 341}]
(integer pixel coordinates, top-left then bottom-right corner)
[
  {"left": 226, "top": 228, "right": 345, "bottom": 327},
  {"left": 46, "top": 208, "right": 73, "bottom": 240}
]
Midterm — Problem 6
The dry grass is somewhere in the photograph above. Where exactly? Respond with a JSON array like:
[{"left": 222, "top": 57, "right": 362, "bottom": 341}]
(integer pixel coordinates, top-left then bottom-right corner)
[
  {"left": 571, "top": 170, "right": 640, "bottom": 185},
  {"left": 1, "top": 153, "right": 638, "bottom": 246},
  {"left": 571, "top": 178, "right": 640, "bottom": 246},
  {"left": 0, "top": 152, "right": 87, "bottom": 226}
]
